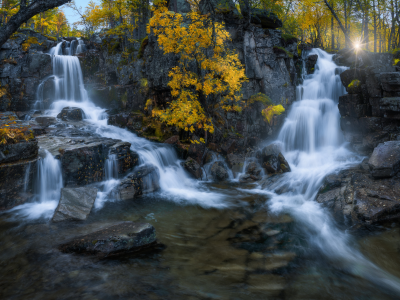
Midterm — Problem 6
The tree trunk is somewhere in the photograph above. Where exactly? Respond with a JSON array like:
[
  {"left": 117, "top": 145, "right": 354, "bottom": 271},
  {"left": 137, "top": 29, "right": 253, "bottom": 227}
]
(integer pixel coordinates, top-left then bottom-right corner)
[
  {"left": 373, "top": 0, "right": 377, "bottom": 52},
  {"left": 323, "top": 0, "right": 351, "bottom": 46},
  {"left": 0, "top": 0, "right": 71, "bottom": 48}
]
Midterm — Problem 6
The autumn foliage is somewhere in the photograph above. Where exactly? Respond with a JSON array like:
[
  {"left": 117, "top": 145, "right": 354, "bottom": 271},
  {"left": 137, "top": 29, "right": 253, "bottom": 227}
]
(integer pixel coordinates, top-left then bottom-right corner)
[{"left": 148, "top": 2, "right": 247, "bottom": 135}]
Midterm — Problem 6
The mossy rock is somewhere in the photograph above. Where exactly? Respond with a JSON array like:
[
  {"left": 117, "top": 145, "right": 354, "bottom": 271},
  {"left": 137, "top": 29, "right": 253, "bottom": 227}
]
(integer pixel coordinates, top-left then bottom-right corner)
[{"left": 347, "top": 79, "right": 362, "bottom": 94}]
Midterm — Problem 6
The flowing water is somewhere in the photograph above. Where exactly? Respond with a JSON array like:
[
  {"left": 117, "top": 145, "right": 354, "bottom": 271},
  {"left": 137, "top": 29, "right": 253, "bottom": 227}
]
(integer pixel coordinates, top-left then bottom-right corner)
[{"left": 1, "top": 45, "right": 400, "bottom": 299}]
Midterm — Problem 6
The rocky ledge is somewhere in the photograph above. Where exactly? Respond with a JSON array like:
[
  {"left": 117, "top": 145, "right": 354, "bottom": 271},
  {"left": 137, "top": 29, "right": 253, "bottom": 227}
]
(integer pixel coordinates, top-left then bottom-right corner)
[{"left": 59, "top": 222, "right": 158, "bottom": 257}]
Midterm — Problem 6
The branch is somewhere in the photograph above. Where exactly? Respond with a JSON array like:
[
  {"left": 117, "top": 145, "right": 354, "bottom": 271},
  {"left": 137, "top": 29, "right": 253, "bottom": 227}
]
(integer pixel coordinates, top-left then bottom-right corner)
[
  {"left": 0, "top": 0, "right": 71, "bottom": 48},
  {"left": 323, "top": 0, "right": 352, "bottom": 46}
]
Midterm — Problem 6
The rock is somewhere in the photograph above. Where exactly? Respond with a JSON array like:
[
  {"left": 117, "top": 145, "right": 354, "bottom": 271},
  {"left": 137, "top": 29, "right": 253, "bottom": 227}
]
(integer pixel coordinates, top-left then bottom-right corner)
[
  {"left": 368, "top": 141, "right": 400, "bottom": 178},
  {"left": 340, "top": 69, "right": 366, "bottom": 88},
  {"left": 306, "top": 54, "right": 318, "bottom": 74},
  {"left": 52, "top": 187, "right": 98, "bottom": 222},
  {"left": 380, "top": 72, "right": 400, "bottom": 93},
  {"left": 380, "top": 97, "right": 400, "bottom": 118},
  {"left": 220, "top": 139, "right": 237, "bottom": 155},
  {"left": 59, "top": 222, "right": 157, "bottom": 257},
  {"left": 38, "top": 136, "right": 137, "bottom": 186},
  {"left": 250, "top": 8, "right": 283, "bottom": 29},
  {"left": 180, "top": 157, "right": 202, "bottom": 179},
  {"left": 210, "top": 161, "right": 229, "bottom": 181},
  {"left": 35, "top": 116, "right": 57, "bottom": 126},
  {"left": 57, "top": 107, "right": 84, "bottom": 121},
  {"left": 0, "top": 157, "right": 38, "bottom": 210},
  {"left": 188, "top": 142, "right": 206, "bottom": 165},
  {"left": 260, "top": 144, "right": 290, "bottom": 174},
  {"left": 239, "top": 161, "right": 263, "bottom": 182},
  {"left": 113, "top": 164, "right": 160, "bottom": 200},
  {"left": 338, "top": 94, "right": 368, "bottom": 118},
  {"left": 164, "top": 135, "right": 179, "bottom": 145},
  {"left": 226, "top": 153, "right": 244, "bottom": 173}
]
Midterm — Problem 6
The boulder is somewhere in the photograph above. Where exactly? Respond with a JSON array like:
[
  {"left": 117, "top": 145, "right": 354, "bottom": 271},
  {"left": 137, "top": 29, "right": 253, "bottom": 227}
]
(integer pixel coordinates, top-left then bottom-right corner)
[
  {"left": 113, "top": 164, "right": 160, "bottom": 200},
  {"left": 368, "top": 141, "right": 400, "bottom": 178},
  {"left": 316, "top": 169, "right": 400, "bottom": 224},
  {"left": 59, "top": 222, "right": 157, "bottom": 257},
  {"left": 226, "top": 153, "right": 244, "bottom": 173},
  {"left": 339, "top": 69, "right": 366, "bottom": 88},
  {"left": 57, "top": 107, "right": 84, "bottom": 121},
  {"left": 260, "top": 144, "right": 291, "bottom": 174},
  {"left": 250, "top": 8, "right": 283, "bottom": 29},
  {"left": 35, "top": 116, "right": 57, "bottom": 126},
  {"left": 188, "top": 142, "right": 206, "bottom": 165},
  {"left": 239, "top": 161, "right": 263, "bottom": 182},
  {"left": 210, "top": 161, "right": 229, "bottom": 181},
  {"left": 52, "top": 187, "right": 98, "bottom": 222},
  {"left": 180, "top": 157, "right": 202, "bottom": 179},
  {"left": 306, "top": 54, "right": 318, "bottom": 74}
]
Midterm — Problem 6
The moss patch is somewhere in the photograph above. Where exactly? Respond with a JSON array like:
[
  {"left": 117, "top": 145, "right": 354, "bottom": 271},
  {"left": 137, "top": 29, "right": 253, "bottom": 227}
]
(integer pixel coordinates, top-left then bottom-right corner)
[
  {"left": 273, "top": 46, "right": 293, "bottom": 58},
  {"left": 281, "top": 33, "right": 297, "bottom": 44},
  {"left": 21, "top": 37, "right": 40, "bottom": 52},
  {"left": 137, "top": 36, "right": 148, "bottom": 59},
  {"left": 247, "top": 93, "right": 273, "bottom": 106}
]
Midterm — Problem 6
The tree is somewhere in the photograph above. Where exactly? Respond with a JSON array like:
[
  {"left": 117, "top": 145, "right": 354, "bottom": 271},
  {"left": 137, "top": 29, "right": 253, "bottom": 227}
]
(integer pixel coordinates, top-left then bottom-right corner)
[
  {"left": 148, "top": 1, "right": 247, "bottom": 136},
  {"left": 0, "top": 0, "right": 72, "bottom": 48}
]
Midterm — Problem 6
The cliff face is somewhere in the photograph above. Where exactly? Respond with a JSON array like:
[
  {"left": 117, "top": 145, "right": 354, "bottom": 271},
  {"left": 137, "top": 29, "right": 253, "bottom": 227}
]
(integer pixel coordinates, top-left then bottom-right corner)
[
  {"left": 0, "top": 29, "right": 56, "bottom": 112},
  {"left": 337, "top": 51, "right": 400, "bottom": 155},
  {"left": 80, "top": 12, "right": 299, "bottom": 149}
]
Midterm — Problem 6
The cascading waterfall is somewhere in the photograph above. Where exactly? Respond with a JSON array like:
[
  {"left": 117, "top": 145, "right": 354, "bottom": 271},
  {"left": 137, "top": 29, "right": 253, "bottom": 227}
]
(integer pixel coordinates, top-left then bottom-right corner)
[
  {"left": 75, "top": 40, "right": 86, "bottom": 55},
  {"left": 253, "top": 48, "right": 400, "bottom": 292},
  {"left": 104, "top": 154, "right": 119, "bottom": 180}
]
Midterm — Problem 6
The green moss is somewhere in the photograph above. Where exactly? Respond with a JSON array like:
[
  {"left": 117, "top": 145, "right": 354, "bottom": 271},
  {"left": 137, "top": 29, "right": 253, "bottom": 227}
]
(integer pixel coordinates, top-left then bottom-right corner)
[
  {"left": 44, "top": 35, "right": 57, "bottom": 42},
  {"left": 394, "top": 58, "right": 400, "bottom": 66},
  {"left": 248, "top": 93, "right": 273, "bottom": 106},
  {"left": 273, "top": 46, "right": 293, "bottom": 58},
  {"left": 281, "top": 33, "right": 297, "bottom": 44},
  {"left": 137, "top": 36, "right": 148, "bottom": 59},
  {"left": 22, "top": 37, "right": 39, "bottom": 52},
  {"left": 348, "top": 79, "right": 361, "bottom": 88}
]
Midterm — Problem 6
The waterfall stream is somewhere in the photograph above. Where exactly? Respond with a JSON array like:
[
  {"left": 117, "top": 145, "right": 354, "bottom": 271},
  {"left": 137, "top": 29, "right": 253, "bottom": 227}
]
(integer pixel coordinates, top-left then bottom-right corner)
[{"left": 5, "top": 42, "right": 400, "bottom": 297}]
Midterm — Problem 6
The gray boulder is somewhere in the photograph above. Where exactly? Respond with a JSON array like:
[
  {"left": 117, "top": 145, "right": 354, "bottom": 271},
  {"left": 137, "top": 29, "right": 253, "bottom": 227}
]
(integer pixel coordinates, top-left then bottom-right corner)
[
  {"left": 113, "top": 164, "right": 160, "bottom": 200},
  {"left": 59, "top": 222, "right": 157, "bottom": 257},
  {"left": 260, "top": 143, "right": 291, "bottom": 174},
  {"left": 368, "top": 141, "right": 400, "bottom": 178},
  {"left": 52, "top": 187, "right": 98, "bottom": 222},
  {"left": 180, "top": 157, "right": 202, "bottom": 179},
  {"left": 57, "top": 107, "right": 84, "bottom": 121},
  {"left": 210, "top": 161, "right": 229, "bottom": 181}
]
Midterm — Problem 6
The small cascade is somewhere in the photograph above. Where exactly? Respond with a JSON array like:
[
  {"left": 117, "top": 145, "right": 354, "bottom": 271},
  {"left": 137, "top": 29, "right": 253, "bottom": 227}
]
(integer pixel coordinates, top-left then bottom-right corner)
[
  {"left": 35, "top": 150, "right": 63, "bottom": 202},
  {"left": 70, "top": 40, "right": 78, "bottom": 56},
  {"left": 75, "top": 40, "right": 86, "bottom": 55},
  {"left": 104, "top": 154, "right": 119, "bottom": 180},
  {"left": 202, "top": 152, "right": 234, "bottom": 181}
]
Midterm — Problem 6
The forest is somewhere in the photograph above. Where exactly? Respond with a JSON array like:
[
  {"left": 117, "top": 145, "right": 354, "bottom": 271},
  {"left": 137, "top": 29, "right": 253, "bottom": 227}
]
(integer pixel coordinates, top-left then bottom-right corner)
[{"left": 2, "top": 0, "right": 400, "bottom": 52}]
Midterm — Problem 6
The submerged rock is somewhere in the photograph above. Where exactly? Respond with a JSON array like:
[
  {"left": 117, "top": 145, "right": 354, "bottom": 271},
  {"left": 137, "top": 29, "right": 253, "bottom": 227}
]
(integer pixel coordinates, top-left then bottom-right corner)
[
  {"left": 210, "top": 161, "right": 229, "bottom": 181},
  {"left": 227, "top": 153, "right": 245, "bottom": 173},
  {"left": 52, "top": 187, "right": 98, "bottom": 222},
  {"left": 59, "top": 222, "right": 157, "bottom": 257},
  {"left": 113, "top": 164, "right": 160, "bottom": 200},
  {"left": 57, "top": 107, "right": 84, "bottom": 121},
  {"left": 180, "top": 157, "right": 202, "bottom": 179},
  {"left": 35, "top": 116, "right": 56, "bottom": 127},
  {"left": 368, "top": 141, "right": 400, "bottom": 178}
]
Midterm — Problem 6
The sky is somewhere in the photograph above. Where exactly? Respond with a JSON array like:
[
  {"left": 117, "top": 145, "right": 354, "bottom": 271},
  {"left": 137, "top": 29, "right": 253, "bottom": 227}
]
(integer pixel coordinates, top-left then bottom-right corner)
[{"left": 61, "top": 0, "right": 98, "bottom": 26}]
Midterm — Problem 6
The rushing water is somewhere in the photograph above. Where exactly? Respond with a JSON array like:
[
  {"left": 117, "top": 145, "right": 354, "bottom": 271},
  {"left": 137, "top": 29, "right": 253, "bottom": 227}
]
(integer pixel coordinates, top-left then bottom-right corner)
[{"left": 1, "top": 44, "right": 400, "bottom": 299}]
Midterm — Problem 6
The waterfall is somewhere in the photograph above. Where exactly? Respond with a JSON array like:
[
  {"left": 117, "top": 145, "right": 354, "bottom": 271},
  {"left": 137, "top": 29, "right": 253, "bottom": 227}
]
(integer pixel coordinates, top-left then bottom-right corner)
[
  {"left": 255, "top": 48, "right": 400, "bottom": 292},
  {"left": 75, "top": 40, "right": 86, "bottom": 55},
  {"left": 104, "top": 154, "right": 119, "bottom": 180}
]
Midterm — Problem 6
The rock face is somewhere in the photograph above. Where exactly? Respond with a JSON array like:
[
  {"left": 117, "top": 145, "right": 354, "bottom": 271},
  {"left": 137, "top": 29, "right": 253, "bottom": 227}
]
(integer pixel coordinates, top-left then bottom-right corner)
[
  {"left": 38, "top": 135, "right": 137, "bottom": 187},
  {"left": 52, "top": 187, "right": 98, "bottom": 222},
  {"left": 180, "top": 157, "right": 202, "bottom": 179},
  {"left": 250, "top": 8, "right": 283, "bottom": 29},
  {"left": 59, "top": 222, "right": 157, "bottom": 257},
  {"left": 113, "top": 164, "right": 160, "bottom": 200},
  {"left": 316, "top": 167, "right": 400, "bottom": 224},
  {"left": 57, "top": 107, "right": 84, "bottom": 121},
  {"left": 368, "top": 141, "right": 400, "bottom": 178},
  {"left": 306, "top": 54, "right": 318, "bottom": 74},
  {"left": 210, "top": 161, "right": 229, "bottom": 181},
  {"left": 0, "top": 157, "right": 38, "bottom": 210},
  {"left": 338, "top": 52, "right": 400, "bottom": 155},
  {"left": 0, "top": 30, "right": 55, "bottom": 111}
]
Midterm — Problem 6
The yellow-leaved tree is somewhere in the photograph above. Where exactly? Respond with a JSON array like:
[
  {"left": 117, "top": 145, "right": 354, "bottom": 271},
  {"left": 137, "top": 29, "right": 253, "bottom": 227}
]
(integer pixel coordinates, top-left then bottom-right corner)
[{"left": 147, "top": 1, "right": 247, "bottom": 136}]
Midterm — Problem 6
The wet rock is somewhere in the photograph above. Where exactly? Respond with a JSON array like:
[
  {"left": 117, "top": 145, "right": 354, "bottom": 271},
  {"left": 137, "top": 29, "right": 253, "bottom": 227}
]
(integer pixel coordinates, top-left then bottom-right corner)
[
  {"left": 113, "top": 164, "right": 160, "bottom": 200},
  {"left": 340, "top": 69, "right": 366, "bottom": 88},
  {"left": 38, "top": 136, "right": 137, "bottom": 186},
  {"left": 180, "top": 157, "right": 202, "bottom": 179},
  {"left": 52, "top": 187, "right": 98, "bottom": 222},
  {"left": 260, "top": 144, "right": 291, "bottom": 174},
  {"left": 379, "top": 97, "right": 400, "bottom": 118},
  {"left": 59, "top": 222, "right": 157, "bottom": 257},
  {"left": 0, "top": 157, "right": 38, "bottom": 210},
  {"left": 259, "top": 173, "right": 290, "bottom": 194},
  {"left": 57, "top": 107, "right": 84, "bottom": 121},
  {"left": 210, "top": 161, "right": 229, "bottom": 181},
  {"left": 226, "top": 153, "right": 244, "bottom": 173},
  {"left": 380, "top": 72, "right": 400, "bottom": 94},
  {"left": 368, "top": 141, "right": 400, "bottom": 178},
  {"left": 35, "top": 116, "right": 57, "bottom": 127},
  {"left": 188, "top": 142, "right": 206, "bottom": 165},
  {"left": 306, "top": 54, "right": 318, "bottom": 74},
  {"left": 220, "top": 139, "right": 237, "bottom": 155},
  {"left": 338, "top": 94, "right": 368, "bottom": 118},
  {"left": 316, "top": 168, "right": 400, "bottom": 224},
  {"left": 239, "top": 161, "right": 263, "bottom": 182}
]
